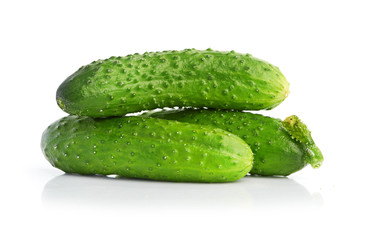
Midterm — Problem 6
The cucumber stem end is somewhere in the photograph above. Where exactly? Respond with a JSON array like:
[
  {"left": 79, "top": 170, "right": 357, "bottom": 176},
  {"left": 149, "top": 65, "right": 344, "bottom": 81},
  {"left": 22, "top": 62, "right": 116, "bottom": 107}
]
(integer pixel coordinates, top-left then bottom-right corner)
[{"left": 283, "top": 115, "right": 324, "bottom": 169}]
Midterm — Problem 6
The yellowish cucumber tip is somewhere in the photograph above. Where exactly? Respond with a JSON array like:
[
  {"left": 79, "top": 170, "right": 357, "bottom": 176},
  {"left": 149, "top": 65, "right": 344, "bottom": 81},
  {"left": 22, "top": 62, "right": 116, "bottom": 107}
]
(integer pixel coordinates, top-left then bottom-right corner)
[
  {"left": 57, "top": 97, "right": 66, "bottom": 110},
  {"left": 283, "top": 115, "right": 298, "bottom": 128}
]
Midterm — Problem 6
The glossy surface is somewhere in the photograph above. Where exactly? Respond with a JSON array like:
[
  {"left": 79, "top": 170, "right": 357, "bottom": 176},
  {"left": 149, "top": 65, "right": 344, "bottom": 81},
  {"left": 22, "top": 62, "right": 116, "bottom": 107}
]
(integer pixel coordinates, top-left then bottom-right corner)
[
  {"left": 56, "top": 49, "right": 289, "bottom": 117},
  {"left": 146, "top": 109, "right": 323, "bottom": 176},
  {"left": 4, "top": 1, "right": 369, "bottom": 239},
  {"left": 41, "top": 116, "right": 253, "bottom": 182}
]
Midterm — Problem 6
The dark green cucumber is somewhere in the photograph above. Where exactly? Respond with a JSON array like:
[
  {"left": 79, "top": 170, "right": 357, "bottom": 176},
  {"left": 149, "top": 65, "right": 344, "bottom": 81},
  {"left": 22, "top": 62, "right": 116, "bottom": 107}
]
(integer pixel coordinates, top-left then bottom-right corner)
[
  {"left": 145, "top": 109, "right": 323, "bottom": 176},
  {"left": 56, "top": 49, "right": 289, "bottom": 117},
  {"left": 41, "top": 116, "right": 253, "bottom": 182}
]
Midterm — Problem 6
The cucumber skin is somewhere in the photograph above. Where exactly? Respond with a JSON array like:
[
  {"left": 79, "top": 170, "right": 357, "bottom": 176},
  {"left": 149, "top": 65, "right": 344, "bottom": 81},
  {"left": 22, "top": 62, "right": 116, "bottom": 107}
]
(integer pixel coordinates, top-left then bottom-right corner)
[
  {"left": 56, "top": 49, "right": 289, "bottom": 117},
  {"left": 41, "top": 116, "right": 253, "bottom": 183},
  {"left": 146, "top": 109, "right": 308, "bottom": 176}
]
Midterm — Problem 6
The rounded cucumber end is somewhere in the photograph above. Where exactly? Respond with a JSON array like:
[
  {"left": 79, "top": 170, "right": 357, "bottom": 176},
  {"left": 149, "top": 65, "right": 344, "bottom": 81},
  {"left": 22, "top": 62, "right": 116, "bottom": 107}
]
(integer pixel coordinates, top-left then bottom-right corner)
[
  {"left": 305, "top": 145, "right": 324, "bottom": 169},
  {"left": 56, "top": 97, "right": 66, "bottom": 111}
]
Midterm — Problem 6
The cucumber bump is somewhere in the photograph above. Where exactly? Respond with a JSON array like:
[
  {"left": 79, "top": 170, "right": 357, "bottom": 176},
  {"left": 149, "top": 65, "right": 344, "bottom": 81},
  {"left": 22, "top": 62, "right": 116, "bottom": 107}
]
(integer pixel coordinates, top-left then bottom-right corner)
[
  {"left": 145, "top": 109, "right": 323, "bottom": 176},
  {"left": 56, "top": 49, "right": 289, "bottom": 117},
  {"left": 41, "top": 116, "right": 254, "bottom": 182}
]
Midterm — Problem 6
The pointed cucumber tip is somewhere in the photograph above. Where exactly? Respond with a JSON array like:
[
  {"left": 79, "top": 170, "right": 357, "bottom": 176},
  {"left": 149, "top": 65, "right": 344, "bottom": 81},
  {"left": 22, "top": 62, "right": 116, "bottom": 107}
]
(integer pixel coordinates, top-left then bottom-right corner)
[{"left": 308, "top": 145, "right": 324, "bottom": 169}]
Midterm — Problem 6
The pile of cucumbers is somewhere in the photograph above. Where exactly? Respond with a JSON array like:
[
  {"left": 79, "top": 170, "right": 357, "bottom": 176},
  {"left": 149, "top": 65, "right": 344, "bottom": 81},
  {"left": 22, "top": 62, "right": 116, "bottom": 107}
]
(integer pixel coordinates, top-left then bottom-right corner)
[{"left": 41, "top": 49, "right": 323, "bottom": 182}]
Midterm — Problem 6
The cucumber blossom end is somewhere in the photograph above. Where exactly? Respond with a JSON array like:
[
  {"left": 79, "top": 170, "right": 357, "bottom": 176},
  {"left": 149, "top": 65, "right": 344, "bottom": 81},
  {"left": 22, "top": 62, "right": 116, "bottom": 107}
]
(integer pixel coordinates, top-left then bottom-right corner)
[
  {"left": 56, "top": 97, "right": 66, "bottom": 112},
  {"left": 282, "top": 115, "right": 323, "bottom": 169}
]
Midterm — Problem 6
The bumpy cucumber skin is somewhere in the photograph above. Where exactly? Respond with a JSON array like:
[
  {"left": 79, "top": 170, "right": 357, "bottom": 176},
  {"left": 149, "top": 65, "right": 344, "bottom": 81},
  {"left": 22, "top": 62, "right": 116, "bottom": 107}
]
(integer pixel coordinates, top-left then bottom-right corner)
[
  {"left": 41, "top": 116, "right": 253, "bottom": 183},
  {"left": 56, "top": 49, "right": 289, "bottom": 117},
  {"left": 146, "top": 109, "right": 314, "bottom": 176}
]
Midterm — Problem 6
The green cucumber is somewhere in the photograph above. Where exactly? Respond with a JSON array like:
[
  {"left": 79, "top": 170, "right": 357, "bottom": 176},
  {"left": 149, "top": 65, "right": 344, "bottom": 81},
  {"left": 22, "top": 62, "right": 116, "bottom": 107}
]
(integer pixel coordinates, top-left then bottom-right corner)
[
  {"left": 145, "top": 109, "right": 323, "bottom": 176},
  {"left": 41, "top": 116, "right": 253, "bottom": 182},
  {"left": 56, "top": 49, "right": 289, "bottom": 117}
]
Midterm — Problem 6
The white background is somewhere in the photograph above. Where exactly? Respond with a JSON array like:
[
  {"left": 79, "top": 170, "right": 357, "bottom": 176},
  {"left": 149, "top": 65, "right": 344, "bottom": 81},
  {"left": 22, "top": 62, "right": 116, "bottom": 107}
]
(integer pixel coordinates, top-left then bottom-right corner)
[{"left": 1, "top": 0, "right": 368, "bottom": 239}]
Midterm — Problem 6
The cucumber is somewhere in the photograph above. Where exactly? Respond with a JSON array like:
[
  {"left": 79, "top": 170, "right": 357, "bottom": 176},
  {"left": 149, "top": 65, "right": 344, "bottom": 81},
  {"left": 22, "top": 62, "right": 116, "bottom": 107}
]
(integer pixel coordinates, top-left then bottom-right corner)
[
  {"left": 41, "top": 116, "right": 253, "bottom": 182},
  {"left": 56, "top": 49, "right": 289, "bottom": 117},
  {"left": 145, "top": 109, "right": 323, "bottom": 176}
]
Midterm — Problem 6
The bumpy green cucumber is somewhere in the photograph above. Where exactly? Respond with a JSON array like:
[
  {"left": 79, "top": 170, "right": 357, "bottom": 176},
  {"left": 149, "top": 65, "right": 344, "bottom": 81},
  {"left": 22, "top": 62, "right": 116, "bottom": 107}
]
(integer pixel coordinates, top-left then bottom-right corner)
[
  {"left": 145, "top": 109, "right": 323, "bottom": 176},
  {"left": 56, "top": 49, "right": 289, "bottom": 117},
  {"left": 41, "top": 116, "right": 253, "bottom": 182}
]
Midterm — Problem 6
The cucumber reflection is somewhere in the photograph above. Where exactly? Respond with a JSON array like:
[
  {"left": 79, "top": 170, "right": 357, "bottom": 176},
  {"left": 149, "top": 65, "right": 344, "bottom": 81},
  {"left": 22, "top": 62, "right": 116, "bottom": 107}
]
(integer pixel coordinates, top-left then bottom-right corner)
[{"left": 42, "top": 174, "right": 322, "bottom": 210}]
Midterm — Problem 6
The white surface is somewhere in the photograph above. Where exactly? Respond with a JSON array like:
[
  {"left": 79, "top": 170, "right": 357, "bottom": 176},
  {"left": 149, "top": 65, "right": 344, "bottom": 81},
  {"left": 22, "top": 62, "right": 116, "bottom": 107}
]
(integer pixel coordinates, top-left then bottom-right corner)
[{"left": 1, "top": 0, "right": 368, "bottom": 239}]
